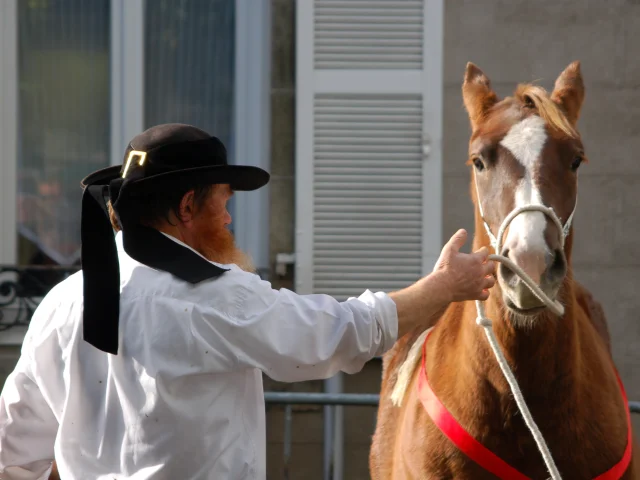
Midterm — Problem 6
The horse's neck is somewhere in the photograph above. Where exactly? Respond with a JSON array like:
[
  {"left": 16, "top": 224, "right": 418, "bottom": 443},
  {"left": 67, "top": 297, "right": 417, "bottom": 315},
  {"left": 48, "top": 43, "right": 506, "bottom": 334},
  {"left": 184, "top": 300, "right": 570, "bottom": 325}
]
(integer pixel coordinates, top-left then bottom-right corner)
[
  {"left": 465, "top": 282, "right": 579, "bottom": 394},
  {"left": 432, "top": 232, "right": 631, "bottom": 475}
]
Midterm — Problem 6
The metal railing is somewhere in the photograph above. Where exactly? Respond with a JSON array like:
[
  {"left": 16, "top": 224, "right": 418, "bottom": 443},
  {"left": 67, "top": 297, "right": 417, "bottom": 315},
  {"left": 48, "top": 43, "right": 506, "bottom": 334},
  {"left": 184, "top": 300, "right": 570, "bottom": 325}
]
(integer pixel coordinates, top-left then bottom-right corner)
[
  {"left": 265, "top": 393, "right": 640, "bottom": 479},
  {"left": 0, "top": 265, "right": 79, "bottom": 331},
  {"left": 265, "top": 392, "right": 380, "bottom": 480},
  {"left": 265, "top": 392, "right": 640, "bottom": 411}
]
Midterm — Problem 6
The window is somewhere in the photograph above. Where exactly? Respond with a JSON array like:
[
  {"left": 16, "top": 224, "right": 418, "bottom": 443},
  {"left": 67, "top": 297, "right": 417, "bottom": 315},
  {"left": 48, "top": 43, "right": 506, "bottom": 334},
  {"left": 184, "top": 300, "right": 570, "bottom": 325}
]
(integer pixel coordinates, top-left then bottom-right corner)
[
  {"left": 16, "top": 0, "right": 111, "bottom": 267},
  {"left": 0, "top": 0, "right": 270, "bottom": 342},
  {"left": 144, "top": 0, "right": 235, "bottom": 148},
  {"left": 0, "top": 0, "right": 269, "bottom": 265}
]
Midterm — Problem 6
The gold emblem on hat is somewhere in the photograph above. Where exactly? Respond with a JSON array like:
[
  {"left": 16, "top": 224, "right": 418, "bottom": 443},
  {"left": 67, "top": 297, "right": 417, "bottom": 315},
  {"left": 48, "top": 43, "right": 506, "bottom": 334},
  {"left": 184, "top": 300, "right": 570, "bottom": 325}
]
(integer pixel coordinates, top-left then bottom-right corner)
[{"left": 122, "top": 150, "right": 147, "bottom": 178}]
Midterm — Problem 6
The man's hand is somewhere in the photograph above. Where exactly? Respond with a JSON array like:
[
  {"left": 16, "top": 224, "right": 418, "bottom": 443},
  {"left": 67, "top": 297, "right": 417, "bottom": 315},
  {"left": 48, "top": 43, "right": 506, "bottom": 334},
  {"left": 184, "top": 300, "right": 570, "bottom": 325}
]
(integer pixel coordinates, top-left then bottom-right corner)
[
  {"left": 432, "top": 229, "right": 495, "bottom": 302},
  {"left": 390, "top": 229, "right": 496, "bottom": 339}
]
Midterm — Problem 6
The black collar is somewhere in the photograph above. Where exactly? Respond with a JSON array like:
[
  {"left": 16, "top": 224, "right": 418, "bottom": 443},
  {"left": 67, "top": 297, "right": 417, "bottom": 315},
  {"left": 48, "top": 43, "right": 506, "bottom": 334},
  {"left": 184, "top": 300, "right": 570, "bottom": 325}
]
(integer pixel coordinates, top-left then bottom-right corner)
[
  {"left": 81, "top": 184, "right": 227, "bottom": 355},
  {"left": 122, "top": 225, "right": 228, "bottom": 284}
]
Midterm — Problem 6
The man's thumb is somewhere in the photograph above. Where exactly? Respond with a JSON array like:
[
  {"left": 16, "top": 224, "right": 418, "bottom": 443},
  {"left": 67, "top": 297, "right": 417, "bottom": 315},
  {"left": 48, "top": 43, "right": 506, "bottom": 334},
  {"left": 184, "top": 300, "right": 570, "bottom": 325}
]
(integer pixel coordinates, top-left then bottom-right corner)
[{"left": 447, "top": 229, "right": 467, "bottom": 252}]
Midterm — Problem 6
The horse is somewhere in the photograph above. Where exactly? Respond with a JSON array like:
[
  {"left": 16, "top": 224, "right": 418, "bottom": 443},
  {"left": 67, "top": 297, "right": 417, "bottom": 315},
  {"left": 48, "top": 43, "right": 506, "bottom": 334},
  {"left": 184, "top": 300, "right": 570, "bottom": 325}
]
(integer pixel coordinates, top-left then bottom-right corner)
[{"left": 369, "top": 61, "right": 639, "bottom": 479}]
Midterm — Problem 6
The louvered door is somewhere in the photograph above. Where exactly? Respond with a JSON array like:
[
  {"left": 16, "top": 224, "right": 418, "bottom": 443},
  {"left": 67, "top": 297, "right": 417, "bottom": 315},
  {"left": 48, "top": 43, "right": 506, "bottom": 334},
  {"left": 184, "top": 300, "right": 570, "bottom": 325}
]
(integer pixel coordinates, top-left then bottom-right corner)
[{"left": 295, "top": 0, "right": 443, "bottom": 300}]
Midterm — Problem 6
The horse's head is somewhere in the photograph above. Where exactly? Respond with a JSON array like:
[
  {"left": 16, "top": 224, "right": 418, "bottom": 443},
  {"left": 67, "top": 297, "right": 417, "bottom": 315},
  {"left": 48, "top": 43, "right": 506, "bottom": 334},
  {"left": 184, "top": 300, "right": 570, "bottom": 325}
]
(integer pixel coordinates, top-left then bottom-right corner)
[{"left": 462, "top": 61, "right": 586, "bottom": 317}]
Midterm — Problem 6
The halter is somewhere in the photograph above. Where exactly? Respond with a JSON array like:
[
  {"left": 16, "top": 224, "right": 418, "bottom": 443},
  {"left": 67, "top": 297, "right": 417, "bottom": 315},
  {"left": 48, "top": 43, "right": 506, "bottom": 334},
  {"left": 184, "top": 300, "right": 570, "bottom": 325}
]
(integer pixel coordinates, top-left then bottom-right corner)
[{"left": 473, "top": 169, "right": 578, "bottom": 254}]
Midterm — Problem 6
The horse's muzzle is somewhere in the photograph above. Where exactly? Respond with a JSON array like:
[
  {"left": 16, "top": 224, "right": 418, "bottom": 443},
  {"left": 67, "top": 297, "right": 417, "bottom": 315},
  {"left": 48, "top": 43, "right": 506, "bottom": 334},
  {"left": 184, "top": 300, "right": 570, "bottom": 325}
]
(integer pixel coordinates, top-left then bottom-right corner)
[{"left": 498, "top": 246, "right": 567, "bottom": 313}]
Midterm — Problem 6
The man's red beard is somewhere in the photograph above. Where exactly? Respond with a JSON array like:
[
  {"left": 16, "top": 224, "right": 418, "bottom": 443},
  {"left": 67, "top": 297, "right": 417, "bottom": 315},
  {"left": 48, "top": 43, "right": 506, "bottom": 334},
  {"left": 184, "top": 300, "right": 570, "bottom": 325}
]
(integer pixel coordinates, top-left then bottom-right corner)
[{"left": 194, "top": 223, "right": 255, "bottom": 273}]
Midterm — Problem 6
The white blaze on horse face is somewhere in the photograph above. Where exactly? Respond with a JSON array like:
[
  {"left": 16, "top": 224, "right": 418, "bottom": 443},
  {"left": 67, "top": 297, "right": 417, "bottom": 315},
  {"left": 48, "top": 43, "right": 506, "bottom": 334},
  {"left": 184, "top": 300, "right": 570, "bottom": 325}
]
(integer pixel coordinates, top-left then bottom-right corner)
[{"left": 499, "top": 116, "right": 549, "bottom": 257}]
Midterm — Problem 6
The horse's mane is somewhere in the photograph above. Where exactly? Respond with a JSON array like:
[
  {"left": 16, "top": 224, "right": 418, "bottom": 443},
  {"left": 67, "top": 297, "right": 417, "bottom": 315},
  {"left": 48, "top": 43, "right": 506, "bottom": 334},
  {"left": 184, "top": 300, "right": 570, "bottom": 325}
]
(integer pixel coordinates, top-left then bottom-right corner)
[
  {"left": 390, "top": 328, "right": 430, "bottom": 407},
  {"left": 514, "top": 84, "right": 578, "bottom": 139}
]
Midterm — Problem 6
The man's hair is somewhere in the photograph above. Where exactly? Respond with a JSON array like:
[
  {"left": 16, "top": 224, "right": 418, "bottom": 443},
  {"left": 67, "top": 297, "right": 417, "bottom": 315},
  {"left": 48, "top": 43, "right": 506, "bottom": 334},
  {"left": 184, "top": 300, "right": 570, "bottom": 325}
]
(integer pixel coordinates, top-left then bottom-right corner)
[{"left": 107, "top": 183, "right": 214, "bottom": 232}]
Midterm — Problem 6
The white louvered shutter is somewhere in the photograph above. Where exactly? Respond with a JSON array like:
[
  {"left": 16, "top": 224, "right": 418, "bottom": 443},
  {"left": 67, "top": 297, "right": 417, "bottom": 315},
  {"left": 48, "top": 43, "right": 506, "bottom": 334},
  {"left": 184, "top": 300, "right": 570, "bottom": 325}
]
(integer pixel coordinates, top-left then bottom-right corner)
[{"left": 295, "top": 0, "right": 443, "bottom": 300}]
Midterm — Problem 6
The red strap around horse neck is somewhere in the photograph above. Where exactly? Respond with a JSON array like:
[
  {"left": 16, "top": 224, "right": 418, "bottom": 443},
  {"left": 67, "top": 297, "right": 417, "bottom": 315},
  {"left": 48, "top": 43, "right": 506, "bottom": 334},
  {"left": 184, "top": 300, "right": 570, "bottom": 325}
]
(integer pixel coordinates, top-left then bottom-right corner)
[{"left": 417, "top": 329, "right": 633, "bottom": 480}]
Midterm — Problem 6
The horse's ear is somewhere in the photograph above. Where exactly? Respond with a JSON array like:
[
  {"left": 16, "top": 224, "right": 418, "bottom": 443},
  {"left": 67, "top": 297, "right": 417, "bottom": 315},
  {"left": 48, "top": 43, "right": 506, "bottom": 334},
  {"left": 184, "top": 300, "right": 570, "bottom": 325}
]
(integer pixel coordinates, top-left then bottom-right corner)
[
  {"left": 462, "top": 62, "right": 498, "bottom": 131},
  {"left": 551, "top": 61, "right": 585, "bottom": 126}
]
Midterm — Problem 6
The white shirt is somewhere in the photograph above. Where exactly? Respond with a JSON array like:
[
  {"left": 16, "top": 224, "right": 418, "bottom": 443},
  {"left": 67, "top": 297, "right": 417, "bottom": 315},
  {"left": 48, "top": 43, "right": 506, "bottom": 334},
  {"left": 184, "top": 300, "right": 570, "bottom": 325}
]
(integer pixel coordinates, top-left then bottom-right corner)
[{"left": 0, "top": 231, "right": 398, "bottom": 479}]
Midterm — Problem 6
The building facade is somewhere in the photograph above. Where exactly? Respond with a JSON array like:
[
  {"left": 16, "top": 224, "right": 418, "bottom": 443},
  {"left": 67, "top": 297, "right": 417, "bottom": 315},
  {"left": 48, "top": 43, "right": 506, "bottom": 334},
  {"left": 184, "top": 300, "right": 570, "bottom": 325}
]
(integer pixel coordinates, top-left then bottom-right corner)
[{"left": 1, "top": 1, "right": 639, "bottom": 479}]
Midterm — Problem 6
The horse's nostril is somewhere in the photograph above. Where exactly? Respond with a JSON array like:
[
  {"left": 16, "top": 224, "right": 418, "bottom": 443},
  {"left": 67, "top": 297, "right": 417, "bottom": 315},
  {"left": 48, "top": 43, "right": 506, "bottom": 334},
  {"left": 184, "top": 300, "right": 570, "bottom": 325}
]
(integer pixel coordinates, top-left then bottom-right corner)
[
  {"left": 545, "top": 250, "right": 556, "bottom": 268},
  {"left": 548, "top": 249, "right": 567, "bottom": 280},
  {"left": 498, "top": 248, "right": 517, "bottom": 284}
]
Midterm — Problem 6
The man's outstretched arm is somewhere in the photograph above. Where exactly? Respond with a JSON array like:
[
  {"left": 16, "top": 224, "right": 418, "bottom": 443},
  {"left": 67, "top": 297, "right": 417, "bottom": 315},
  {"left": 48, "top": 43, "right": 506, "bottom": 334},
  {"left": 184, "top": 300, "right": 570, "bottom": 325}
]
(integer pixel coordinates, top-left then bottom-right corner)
[{"left": 190, "top": 229, "right": 493, "bottom": 383}]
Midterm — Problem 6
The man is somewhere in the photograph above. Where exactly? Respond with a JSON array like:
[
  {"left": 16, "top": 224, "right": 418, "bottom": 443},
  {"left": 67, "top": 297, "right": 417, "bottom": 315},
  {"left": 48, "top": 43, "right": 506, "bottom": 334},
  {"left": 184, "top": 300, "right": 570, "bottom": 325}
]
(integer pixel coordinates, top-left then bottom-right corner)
[{"left": 0, "top": 124, "right": 494, "bottom": 479}]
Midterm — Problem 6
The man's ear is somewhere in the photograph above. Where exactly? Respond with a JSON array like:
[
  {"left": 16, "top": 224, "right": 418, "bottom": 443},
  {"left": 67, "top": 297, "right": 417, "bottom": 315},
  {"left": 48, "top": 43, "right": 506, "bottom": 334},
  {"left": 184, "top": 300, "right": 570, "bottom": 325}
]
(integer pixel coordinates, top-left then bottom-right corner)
[{"left": 178, "top": 190, "right": 196, "bottom": 222}]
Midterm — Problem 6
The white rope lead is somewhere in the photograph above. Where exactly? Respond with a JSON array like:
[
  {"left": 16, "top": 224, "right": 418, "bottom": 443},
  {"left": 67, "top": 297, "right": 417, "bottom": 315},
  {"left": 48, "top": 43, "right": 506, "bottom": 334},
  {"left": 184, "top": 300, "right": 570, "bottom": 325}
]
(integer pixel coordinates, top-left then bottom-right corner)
[
  {"left": 476, "top": 298, "right": 562, "bottom": 480},
  {"left": 477, "top": 204, "right": 569, "bottom": 480}
]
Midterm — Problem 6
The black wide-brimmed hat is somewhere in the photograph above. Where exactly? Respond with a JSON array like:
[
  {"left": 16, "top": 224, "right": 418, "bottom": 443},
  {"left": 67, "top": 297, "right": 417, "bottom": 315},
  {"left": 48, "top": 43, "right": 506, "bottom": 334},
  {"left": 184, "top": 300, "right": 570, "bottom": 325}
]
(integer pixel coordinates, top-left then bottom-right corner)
[
  {"left": 81, "top": 123, "right": 270, "bottom": 355},
  {"left": 81, "top": 122, "right": 269, "bottom": 192}
]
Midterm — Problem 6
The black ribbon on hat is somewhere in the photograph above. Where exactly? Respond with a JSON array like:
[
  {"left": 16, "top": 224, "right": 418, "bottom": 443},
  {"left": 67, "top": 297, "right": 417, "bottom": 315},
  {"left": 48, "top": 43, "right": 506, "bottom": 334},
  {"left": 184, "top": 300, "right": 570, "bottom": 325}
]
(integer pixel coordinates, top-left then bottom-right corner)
[{"left": 81, "top": 166, "right": 228, "bottom": 355}]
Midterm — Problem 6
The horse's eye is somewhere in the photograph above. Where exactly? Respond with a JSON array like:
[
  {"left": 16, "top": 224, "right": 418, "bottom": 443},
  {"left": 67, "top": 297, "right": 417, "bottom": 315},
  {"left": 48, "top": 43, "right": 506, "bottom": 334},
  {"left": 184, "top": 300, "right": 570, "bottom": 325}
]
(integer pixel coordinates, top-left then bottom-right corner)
[
  {"left": 473, "top": 157, "right": 485, "bottom": 172},
  {"left": 570, "top": 155, "right": 583, "bottom": 171}
]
